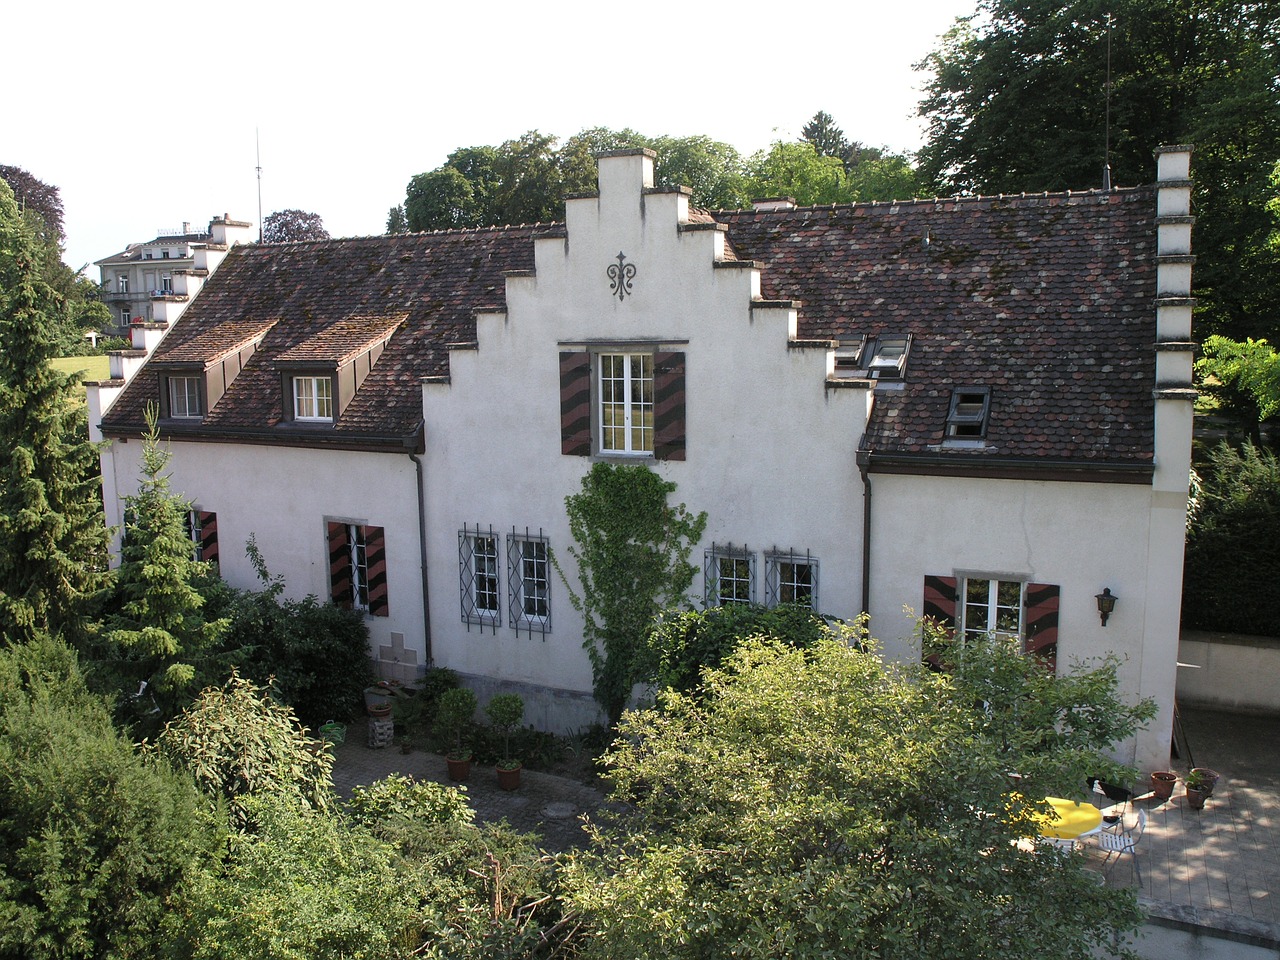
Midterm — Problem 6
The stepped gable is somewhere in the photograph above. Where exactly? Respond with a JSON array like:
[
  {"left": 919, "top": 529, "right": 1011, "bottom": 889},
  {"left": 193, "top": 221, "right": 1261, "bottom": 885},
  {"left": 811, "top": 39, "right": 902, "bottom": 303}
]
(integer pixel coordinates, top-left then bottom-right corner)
[
  {"left": 719, "top": 188, "right": 1158, "bottom": 465},
  {"left": 100, "top": 227, "right": 541, "bottom": 447}
]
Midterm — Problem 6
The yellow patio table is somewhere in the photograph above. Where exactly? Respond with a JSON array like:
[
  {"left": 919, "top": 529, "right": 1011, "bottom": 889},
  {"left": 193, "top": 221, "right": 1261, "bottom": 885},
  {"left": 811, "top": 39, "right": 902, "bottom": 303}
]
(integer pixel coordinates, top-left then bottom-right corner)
[{"left": 1037, "top": 796, "right": 1104, "bottom": 843}]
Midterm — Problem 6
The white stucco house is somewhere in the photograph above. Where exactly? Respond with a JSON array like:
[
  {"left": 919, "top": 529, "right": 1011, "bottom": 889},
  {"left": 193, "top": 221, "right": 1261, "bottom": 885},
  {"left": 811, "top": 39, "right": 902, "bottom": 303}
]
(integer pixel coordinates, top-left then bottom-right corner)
[{"left": 92, "top": 148, "right": 1195, "bottom": 772}]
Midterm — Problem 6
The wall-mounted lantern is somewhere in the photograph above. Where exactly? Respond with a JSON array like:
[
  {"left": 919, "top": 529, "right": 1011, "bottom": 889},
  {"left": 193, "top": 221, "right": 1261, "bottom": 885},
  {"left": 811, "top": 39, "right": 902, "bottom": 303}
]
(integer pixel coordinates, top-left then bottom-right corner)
[{"left": 1095, "top": 588, "right": 1117, "bottom": 626}]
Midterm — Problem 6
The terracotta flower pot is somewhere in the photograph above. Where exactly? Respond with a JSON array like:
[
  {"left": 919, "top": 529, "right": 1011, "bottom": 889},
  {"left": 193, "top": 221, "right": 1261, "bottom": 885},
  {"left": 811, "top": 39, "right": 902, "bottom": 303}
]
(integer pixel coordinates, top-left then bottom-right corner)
[
  {"left": 1185, "top": 785, "right": 1209, "bottom": 811},
  {"left": 1190, "top": 768, "right": 1220, "bottom": 796},
  {"left": 497, "top": 763, "right": 522, "bottom": 791},
  {"left": 1151, "top": 771, "right": 1178, "bottom": 801},
  {"left": 446, "top": 755, "right": 472, "bottom": 781},
  {"left": 367, "top": 702, "right": 392, "bottom": 720}
]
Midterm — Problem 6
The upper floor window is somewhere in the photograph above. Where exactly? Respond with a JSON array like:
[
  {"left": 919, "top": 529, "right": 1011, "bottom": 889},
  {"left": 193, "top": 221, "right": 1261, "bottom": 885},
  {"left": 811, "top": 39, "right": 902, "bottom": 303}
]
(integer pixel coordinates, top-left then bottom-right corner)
[
  {"left": 962, "top": 577, "right": 1023, "bottom": 644},
  {"left": 168, "top": 376, "right": 203, "bottom": 418},
  {"left": 600, "top": 352, "right": 654, "bottom": 455},
  {"left": 293, "top": 376, "right": 333, "bottom": 421},
  {"left": 560, "top": 349, "right": 685, "bottom": 460},
  {"left": 160, "top": 275, "right": 172, "bottom": 293},
  {"left": 117, "top": 274, "right": 129, "bottom": 294},
  {"left": 922, "top": 574, "right": 1059, "bottom": 672},
  {"left": 119, "top": 307, "right": 132, "bottom": 327},
  {"left": 327, "top": 522, "right": 388, "bottom": 617},
  {"left": 162, "top": 250, "right": 170, "bottom": 259}
]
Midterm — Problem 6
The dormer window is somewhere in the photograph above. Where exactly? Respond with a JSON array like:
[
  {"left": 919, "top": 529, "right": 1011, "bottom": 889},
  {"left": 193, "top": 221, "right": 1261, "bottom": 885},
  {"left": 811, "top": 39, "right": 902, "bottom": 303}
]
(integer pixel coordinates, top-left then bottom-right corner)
[
  {"left": 946, "top": 387, "right": 991, "bottom": 438},
  {"left": 293, "top": 376, "right": 333, "bottom": 421}
]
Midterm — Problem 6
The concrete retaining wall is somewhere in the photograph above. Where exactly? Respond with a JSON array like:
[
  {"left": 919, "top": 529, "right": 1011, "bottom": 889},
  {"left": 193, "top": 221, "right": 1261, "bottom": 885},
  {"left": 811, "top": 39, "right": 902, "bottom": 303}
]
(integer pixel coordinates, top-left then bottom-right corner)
[{"left": 1177, "top": 630, "right": 1280, "bottom": 715}]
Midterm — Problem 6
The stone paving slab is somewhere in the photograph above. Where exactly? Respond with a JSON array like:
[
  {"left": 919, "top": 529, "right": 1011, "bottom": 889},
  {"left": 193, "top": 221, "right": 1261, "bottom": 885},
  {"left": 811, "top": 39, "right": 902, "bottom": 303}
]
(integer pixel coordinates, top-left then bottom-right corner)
[{"left": 330, "top": 718, "right": 605, "bottom": 853}]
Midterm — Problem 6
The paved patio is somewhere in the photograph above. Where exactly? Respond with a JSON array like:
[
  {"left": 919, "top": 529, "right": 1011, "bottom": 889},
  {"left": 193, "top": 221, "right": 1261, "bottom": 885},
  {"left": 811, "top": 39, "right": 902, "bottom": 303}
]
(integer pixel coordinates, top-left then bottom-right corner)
[{"left": 331, "top": 706, "right": 1280, "bottom": 941}]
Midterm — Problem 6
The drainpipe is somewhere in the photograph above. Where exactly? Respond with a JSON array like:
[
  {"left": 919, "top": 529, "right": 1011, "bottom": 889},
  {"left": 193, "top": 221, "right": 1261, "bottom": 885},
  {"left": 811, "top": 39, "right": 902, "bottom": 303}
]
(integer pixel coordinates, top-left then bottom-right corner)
[
  {"left": 409, "top": 451, "right": 433, "bottom": 666},
  {"left": 858, "top": 449, "right": 872, "bottom": 619}
]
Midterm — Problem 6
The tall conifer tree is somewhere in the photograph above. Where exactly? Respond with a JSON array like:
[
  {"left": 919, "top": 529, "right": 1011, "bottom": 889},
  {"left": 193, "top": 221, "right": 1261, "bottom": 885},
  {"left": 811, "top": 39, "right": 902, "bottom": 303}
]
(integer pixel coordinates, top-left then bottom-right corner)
[{"left": 0, "top": 182, "right": 107, "bottom": 643}]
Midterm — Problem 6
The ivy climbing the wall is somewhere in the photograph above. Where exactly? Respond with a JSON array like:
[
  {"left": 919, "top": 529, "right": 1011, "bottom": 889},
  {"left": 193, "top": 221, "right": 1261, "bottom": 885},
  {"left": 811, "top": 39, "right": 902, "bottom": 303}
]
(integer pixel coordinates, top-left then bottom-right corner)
[{"left": 556, "top": 463, "right": 707, "bottom": 724}]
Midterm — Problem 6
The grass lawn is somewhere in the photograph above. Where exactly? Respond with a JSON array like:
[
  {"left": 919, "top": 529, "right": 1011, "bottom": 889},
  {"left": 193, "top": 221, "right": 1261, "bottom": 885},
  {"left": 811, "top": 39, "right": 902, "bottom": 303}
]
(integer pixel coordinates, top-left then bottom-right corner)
[{"left": 51, "top": 355, "right": 110, "bottom": 382}]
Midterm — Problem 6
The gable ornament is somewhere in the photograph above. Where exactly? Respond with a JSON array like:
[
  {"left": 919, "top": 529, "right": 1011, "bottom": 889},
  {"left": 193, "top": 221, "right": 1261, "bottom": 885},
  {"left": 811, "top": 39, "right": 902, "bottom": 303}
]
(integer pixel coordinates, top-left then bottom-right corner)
[{"left": 607, "top": 251, "right": 636, "bottom": 301}]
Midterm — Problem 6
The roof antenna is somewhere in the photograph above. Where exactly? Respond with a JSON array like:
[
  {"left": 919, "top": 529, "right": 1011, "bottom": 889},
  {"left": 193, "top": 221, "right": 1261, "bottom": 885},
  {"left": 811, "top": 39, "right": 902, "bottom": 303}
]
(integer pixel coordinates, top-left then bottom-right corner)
[
  {"left": 1102, "top": 13, "right": 1113, "bottom": 192},
  {"left": 256, "top": 128, "right": 264, "bottom": 242}
]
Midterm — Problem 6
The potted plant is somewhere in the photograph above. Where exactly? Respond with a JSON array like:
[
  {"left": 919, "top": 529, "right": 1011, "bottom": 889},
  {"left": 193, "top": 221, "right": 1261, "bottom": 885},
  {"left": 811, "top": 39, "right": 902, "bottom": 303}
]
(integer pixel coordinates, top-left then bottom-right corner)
[
  {"left": 1190, "top": 767, "right": 1220, "bottom": 796},
  {"left": 1185, "top": 768, "right": 1212, "bottom": 810},
  {"left": 485, "top": 693, "right": 525, "bottom": 790},
  {"left": 436, "top": 687, "right": 477, "bottom": 781},
  {"left": 1150, "top": 770, "right": 1178, "bottom": 801}
]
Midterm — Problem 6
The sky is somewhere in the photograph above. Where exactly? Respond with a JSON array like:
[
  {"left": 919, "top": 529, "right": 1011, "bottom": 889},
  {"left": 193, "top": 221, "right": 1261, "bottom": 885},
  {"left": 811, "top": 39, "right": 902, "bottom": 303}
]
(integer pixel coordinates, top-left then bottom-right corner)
[{"left": 7, "top": 0, "right": 975, "bottom": 274}]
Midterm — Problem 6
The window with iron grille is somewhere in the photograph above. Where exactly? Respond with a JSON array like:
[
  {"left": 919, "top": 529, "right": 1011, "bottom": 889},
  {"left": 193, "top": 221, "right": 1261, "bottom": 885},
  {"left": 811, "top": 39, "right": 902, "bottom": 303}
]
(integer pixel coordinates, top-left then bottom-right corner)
[
  {"left": 507, "top": 530, "right": 550, "bottom": 636},
  {"left": 705, "top": 543, "right": 756, "bottom": 607},
  {"left": 765, "top": 550, "right": 818, "bottom": 610},
  {"left": 458, "top": 525, "right": 501, "bottom": 630}
]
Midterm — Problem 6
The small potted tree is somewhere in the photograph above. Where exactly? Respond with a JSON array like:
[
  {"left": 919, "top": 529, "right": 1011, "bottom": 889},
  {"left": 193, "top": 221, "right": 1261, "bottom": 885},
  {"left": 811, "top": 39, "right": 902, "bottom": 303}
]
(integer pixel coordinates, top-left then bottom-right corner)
[
  {"left": 485, "top": 693, "right": 525, "bottom": 790},
  {"left": 436, "top": 687, "right": 477, "bottom": 781},
  {"left": 1185, "top": 768, "right": 1212, "bottom": 811}
]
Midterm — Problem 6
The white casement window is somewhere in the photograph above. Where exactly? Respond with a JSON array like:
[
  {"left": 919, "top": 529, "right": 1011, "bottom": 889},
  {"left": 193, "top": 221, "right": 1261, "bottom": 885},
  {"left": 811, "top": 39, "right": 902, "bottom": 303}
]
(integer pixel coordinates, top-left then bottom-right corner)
[
  {"left": 507, "top": 533, "right": 551, "bottom": 633},
  {"left": 705, "top": 544, "right": 756, "bottom": 607},
  {"left": 961, "top": 577, "right": 1023, "bottom": 644},
  {"left": 599, "top": 352, "right": 654, "bottom": 454},
  {"left": 117, "top": 273, "right": 129, "bottom": 294},
  {"left": 168, "top": 376, "right": 202, "bottom": 418},
  {"left": 766, "top": 551, "right": 818, "bottom": 610},
  {"left": 458, "top": 527, "right": 501, "bottom": 627},
  {"left": 160, "top": 275, "right": 172, "bottom": 293},
  {"left": 341, "top": 524, "right": 370, "bottom": 611},
  {"left": 293, "top": 376, "right": 333, "bottom": 421},
  {"left": 119, "top": 307, "right": 132, "bottom": 327}
]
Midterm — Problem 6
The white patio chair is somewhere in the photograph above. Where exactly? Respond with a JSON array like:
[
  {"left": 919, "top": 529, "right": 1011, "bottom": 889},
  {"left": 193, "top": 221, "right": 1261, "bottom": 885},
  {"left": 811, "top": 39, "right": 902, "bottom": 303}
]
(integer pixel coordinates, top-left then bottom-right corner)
[{"left": 1097, "top": 807, "right": 1146, "bottom": 886}]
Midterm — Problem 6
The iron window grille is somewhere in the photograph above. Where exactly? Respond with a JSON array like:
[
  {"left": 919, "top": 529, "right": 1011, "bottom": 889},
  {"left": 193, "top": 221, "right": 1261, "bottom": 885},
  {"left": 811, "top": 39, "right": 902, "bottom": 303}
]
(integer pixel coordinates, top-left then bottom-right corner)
[
  {"left": 765, "top": 549, "right": 819, "bottom": 610},
  {"left": 507, "top": 528, "right": 551, "bottom": 638},
  {"left": 458, "top": 524, "right": 501, "bottom": 632},
  {"left": 704, "top": 542, "right": 756, "bottom": 607}
]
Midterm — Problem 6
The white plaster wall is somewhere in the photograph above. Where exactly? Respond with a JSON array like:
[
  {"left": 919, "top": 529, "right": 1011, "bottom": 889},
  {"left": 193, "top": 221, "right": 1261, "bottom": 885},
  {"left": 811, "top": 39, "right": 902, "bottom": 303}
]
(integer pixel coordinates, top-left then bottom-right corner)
[
  {"left": 868, "top": 472, "right": 1167, "bottom": 769},
  {"left": 422, "top": 153, "right": 870, "bottom": 731},
  {"left": 101, "top": 438, "right": 426, "bottom": 672}
]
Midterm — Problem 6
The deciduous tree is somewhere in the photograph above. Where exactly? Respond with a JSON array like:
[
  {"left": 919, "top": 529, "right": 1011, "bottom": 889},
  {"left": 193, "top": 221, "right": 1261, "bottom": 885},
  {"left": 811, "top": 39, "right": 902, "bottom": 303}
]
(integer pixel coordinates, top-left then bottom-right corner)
[
  {"left": 262, "top": 208, "right": 330, "bottom": 243},
  {"left": 569, "top": 633, "right": 1150, "bottom": 959}
]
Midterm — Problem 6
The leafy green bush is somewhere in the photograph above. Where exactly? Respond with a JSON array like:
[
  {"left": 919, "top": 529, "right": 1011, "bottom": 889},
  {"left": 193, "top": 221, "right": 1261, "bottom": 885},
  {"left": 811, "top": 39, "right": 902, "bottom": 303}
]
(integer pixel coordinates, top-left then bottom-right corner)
[
  {"left": 202, "top": 538, "right": 375, "bottom": 726},
  {"left": 1183, "top": 441, "right": 1280, "bottom": 635},
  {"left": 347, "top": 773, "right": 474, "bottom": 829},
  {"left": 485, "top": 693, "right": 525, "bottom": 767},
  {"left": 0, "top": 636, "right": 221, "bottom": 960},
  {"left": 153, "top": 672, "right": 335, "bottom": 825},
  {"left": 647, "top": 603, "right": 833, "bottom": 693},
  {"left": 169, "top": 794, "right": 420, "bottom": 960}
]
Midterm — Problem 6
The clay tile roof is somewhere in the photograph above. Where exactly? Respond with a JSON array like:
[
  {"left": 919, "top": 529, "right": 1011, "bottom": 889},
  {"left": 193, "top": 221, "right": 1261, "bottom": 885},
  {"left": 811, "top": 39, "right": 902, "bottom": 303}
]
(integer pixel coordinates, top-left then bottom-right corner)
[
  {"left": 100, "top": 227, "right": 540, "bottom": 447},
  {"left": 275, "top": 314, "right": 405, "bottom": 366},
  {"left": 150, "top": 319, "right": 278, "bottom": 366},
  {"left": 716, "top": 188, "right": 1157, "bottom": 465}
]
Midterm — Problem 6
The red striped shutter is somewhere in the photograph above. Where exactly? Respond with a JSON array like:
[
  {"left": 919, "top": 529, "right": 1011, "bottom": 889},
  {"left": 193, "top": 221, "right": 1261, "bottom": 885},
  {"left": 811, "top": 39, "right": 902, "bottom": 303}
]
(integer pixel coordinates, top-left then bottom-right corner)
[
  {"left": 923, "top": 575, "right": 958, "bottom": 633},
  {"left": 362, "top": 525, "right": 389, "bottom": 617},
  {"left": 652, "top": 351, "right": 686, "bottom": 461},
  {"left": 327, "top": 522, "right": 353, "bottom": 608},
  {"left": 1023, "top": 582, "right": 1060, "bottom": 671},
  {"left": 560, "top": 351, "right": 592, "bottom": 456},
  {"left": 197, "top": 511, "right": 219, "bottom": 569}
]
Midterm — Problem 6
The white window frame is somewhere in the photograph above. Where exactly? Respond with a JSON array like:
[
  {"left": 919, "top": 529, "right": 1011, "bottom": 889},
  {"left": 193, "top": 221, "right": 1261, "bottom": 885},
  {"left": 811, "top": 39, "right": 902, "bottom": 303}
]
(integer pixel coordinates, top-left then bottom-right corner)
[
  {"left": 117, "top": 273, "right": 129, "bottom": 294},
  {"left": 508, "top": 534, "right": 551, "bottom": 631},
  {"left": 459, "top": 529, "right": 501, "bottom": 627},
  {"left": 347, "top": 523, "right": 369, "bottom": 611},
  {"left": 599, "top": 352, "right": 654, "bottom": 455},
  {"left": 168, "top": 375, "right": 202, "bottom": 419},
  {"left": 766, "top": 551, "right": 818, "bottom": 610},
  {"left": 293, "top": 375, "right": 333, "bottom": 421},
  {"left": 960, "top": 577, "right": 1024, "bottom": 645},
  {"left": 119, "top": 307, "right": 132, "bottom": 327},
  {"left": 705, "top": 544, "right": 756, "bottom": 607},
  {"left": 160, "top": 274, "right": 172, "bottom": 293}
]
